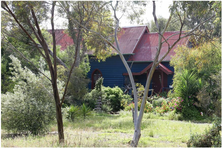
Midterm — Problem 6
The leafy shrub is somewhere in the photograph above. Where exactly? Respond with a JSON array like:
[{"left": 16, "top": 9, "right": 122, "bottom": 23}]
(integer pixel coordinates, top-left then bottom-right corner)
[
  {"left": 66, "top": 105, "right": 80, "bottom": 122},
  {"left": 1, "top": 56, "right": 61, "bottom": 135},
  {"left": 57, "top": 66, "right": 90, "bottom": 105},
  {"left": 173, "top": 70, "right": 202, "bottom": 103},
  {"left": 81, "top": 103, "right": 91, "bottom": 119},
  {"left": 187, "top": 116, "right": 221, "bottom": 147},
  {"left": 155, "top": 106, "right": 162, "bottom": 114},
  {"left": 103, "top": 86, "right": 129, "bottom": 112},
  {"left": 171, "top": 41, "right": 221, "bottom": 118},
  {"left": 172, "top": 70, "right": 203, "bottom": 119},
  {"left": 158, "top": 91, "right": 168, "bottom": 98},
  {"left": 197, "top": 71, "right": 221, "bottom": 117},
  {"left": 144, "top": 101, "right": 153, "bottom": 113},
  {"left": 168, "top": 97, "right": 183, "bottom": 112},
  {"left": 84, "top": 79, "right": 131, "bottom": 112},
  {"left": 57, "top": 46, "right": 90, "bottom": 104},
  {"left": 125, "top": 101, "right": 153, "bottom": 113},
  {"left": 152, "top": 97, "right": 166, "bottom": 108},
  {"left": 181, "top": 105, "right": 202, "bottom": 120},
  {"left": 124, "top": 103, "right": 135, "bottom": 111},
  {"left": 155, "top": 100, "right": 170, "bottom": 114},
  {"left": 168, "top": 110, "right": 183, "bottom": 120}
]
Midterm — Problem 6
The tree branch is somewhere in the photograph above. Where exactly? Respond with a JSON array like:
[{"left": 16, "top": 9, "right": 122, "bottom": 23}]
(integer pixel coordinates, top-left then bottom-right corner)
[
  {"left": 3, "top": 35, "right": 51, "bottom": 82},
  {"left": 156, "top": 15, "right": 215, "bottom": 66},
  {"left": 1, "top": 1, "right": 46, "bottom": 59},
  {"left": 152, "top": 1, "right": 160, "bottom": 33},
  {"left": 51, "top": 1, "right": 57, "bottom": 82}
]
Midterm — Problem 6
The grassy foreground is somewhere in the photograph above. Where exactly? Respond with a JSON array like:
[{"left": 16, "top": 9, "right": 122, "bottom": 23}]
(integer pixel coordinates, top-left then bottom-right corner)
[{"left": 1, "top": 111, "right": 212, "bottom": 147}]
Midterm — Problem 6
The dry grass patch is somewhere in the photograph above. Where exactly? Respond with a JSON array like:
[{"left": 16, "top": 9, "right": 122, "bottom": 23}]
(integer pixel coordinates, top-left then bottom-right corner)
[{"left": 1, "top": 111, "right": 212, "bottom": 147}]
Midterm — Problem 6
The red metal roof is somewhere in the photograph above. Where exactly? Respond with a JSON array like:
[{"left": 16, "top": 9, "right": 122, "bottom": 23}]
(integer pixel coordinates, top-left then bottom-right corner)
[
  {"left": 49, "top": 27, "right": 188, "bottom": 61},
  {"left": 128, "top": 31, "right": 189, "bottom": 62},
  {"left": 159, "top": 63, "right": 173, "bottom": 75},
  {"left": 123, "top": 62, "right": 173, "bottom": 76},
  {"left": 48, "top": 29, "right": 73, "bottom": 51},
  {"left": 114, "top": 26, "right": 148, "bottom": 54},
  {"left": 48, "top": 26, "right": 148, "bottom": 54}
]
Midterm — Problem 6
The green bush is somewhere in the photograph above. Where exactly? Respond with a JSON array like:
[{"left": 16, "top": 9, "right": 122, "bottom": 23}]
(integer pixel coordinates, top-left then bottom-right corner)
[
  {"left": 197, "top": 71, "right": 221, "bottom": 117},
  {"left": 66, "top": 105, "right": 80, "bottom": 122},
  {"left": 124, "top": 102, "right": 135, "bottom": 111},
  {"left": 152, "top": 97, "right": 165, "bottom": 108},
  {"left": 1, "top": 56, "right": 60, "bottom": 135},
  {"left": 172, "top": 70, "right": 203, "bottom": 119},
  {"left": 81, "top": 103, "right": 91, "bottom": 119},
  {"left": 84, "top": 79, "right": 131, "bottom": 112},
  {"left": 181, "top": 105, "right": 202, "bottom": 120},
  {"left": 168, "top": 110, "right": 183, "bottom": 120},
  {"left": 168, "top": 97, "right": 183, "bottom": 112},
  {"left": 155, "top": 99, "right": 170, "bottom": 114},
  {"left": 103, "top": 86, "right": 129, "bottom": 112},
  {"left": 187, "top": 116, "right": 221, "bottom": 147},
  {"left": 144, "top": 101, "right": 153, "bottom": 113},
  {"left": 173, "top": 70, "right": 202, "bottom": 103},
  {"left": 124, "top": 100, "right": 153, "bottom": 113}
]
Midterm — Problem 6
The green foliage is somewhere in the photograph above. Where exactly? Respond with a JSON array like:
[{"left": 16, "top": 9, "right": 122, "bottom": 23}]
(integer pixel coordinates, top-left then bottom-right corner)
[
  {"left": 187, "top": 116, "right": 221, "bottom": 147},
  {"left": 173, "top": 70, "right": 202, "bottom": 104},
  {"left": 124, "top": 83, "right": 153, "bottom": 113},
  {"left": 1, "top": 48, "right": 15, "bottom": 93},
  {"left": 81, "top": 103, "right": 91, "bottom": 119},
  {"left": 1, "top": 56, "right": 61, "bottom": 135},
  {"left": 57, "top": 47, "right": 90, "bottom": 104},
  {"left": 171, "top": 41, "right": 221, "bottom": 118},
  {"left": 197, "top": 71, "right": 221, "bottom": 117},
  {"left": 58, "top": 1, "right": 115, "bottom": 62},
  {"left": 84, "top": 80, "right": 131, "bottom": 112},
  {"left": 152, "top": 97, "right": 184, "bottom": 115},
  {"left": 148, "top": 16, "right": 182, "bottom": 32},
  {"left": 103, "top": 86, "right": 128, "bottom": 112},
  {"left": 65, "top": 103, "right": 91, "bottom": 121},
  {"left": 171, "top": 1, "right": 221, "bottom": 42},
  {"left": 124, "top": 100, "right": 153, "bottom": 113},
  {"left": 124, "top": 102, "right": 135, "bottom": 112},
  {"left": 66, "top": 67, "right": 90, "bottom": 103},
  {"left": 95, "top": 77, "right": 103, "bottom": 91},
  {"left": 2, "top": 2, "right": 53, "bottom": 74},
  {"left": 171, "top": 41, "right": 221, "bottom": 78},
  {"left": 83, "top": 78, "right": 105, "bottom": 110},
  {"left": 144, "top": 101, "right": 153, "bottom": 113},
  {"left": 155, "top": 99, "right": 170, "bottom": 114},
  {"left": 136, "top": 83, "right": 145, "bottom": 99},
  {"left": 168, "top": 110, "right": 183, "bottom": 121},
  {"left": 66, "top": 105, "right": 80, "bottom": 122},
  {"left": 152, "top": 97, "right": 166, "bottom": 108},
  {"left": 181, "top": 105, "right": 202, "bottom": 120},
  {"left": 168, "top": 97, "right": 183, "bottom": 112}
]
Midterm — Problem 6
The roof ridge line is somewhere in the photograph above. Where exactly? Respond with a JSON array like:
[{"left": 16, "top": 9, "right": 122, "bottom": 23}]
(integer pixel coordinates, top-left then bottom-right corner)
[{"left": 130, "top": 26, "right": 147, "bottom": 53}]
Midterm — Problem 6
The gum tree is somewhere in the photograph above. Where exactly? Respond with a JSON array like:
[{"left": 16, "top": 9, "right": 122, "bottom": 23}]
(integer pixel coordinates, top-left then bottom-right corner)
[
  {"left": 2, "top": 1, "right": 73, "bottom": 143},
  {"left": 65, "top": 1, "right": 217, "bottom": 146}
]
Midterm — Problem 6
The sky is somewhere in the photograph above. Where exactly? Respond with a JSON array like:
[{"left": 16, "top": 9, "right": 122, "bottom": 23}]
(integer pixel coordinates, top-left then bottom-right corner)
[
  {"left": 119, "top": 0, "right": 173, "bottom": 27},
  {"left": 48, "top": 0, "right": 173, "bottom": 29}
]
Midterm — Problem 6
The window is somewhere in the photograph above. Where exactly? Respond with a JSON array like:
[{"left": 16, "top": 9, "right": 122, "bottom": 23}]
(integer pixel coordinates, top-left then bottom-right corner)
[{"left": 91, "top": 69, "right": 102, "bottom": 89}]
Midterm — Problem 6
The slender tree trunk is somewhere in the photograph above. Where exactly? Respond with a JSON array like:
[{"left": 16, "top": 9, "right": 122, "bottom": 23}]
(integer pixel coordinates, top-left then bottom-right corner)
[
  {"left": 54, "top": 97, "right": 64, "bottom": 143},
  {"left": 131, "top": 63, "right": 157, "bottom": 146},
  {"left": 51, "top": 2, "right": 64, "bottom": 143}
]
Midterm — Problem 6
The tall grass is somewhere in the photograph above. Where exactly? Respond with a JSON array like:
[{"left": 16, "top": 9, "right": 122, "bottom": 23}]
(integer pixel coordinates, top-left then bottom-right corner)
[{"left": 1, "top": 111, "right": 212, "bottom": 147}]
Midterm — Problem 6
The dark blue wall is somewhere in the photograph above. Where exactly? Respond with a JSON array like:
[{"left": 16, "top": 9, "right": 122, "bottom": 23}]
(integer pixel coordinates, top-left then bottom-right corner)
[
  {"left": 88, "top": 55, "right": 131, "bottom": 89},
  {"left": 161, "top": 62, "right": 174, "bottom": 87},
  {"left": 87, "top": 56, "right": 174, "bottom": 91},
  {"left": 130, "top": 62, "right": 151, "bottom": 72}
]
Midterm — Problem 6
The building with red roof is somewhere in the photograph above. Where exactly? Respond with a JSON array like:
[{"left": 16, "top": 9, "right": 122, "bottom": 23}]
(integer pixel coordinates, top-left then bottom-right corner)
[{"left": 51, "top": 26, "right": 190, "bottom": 94}]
